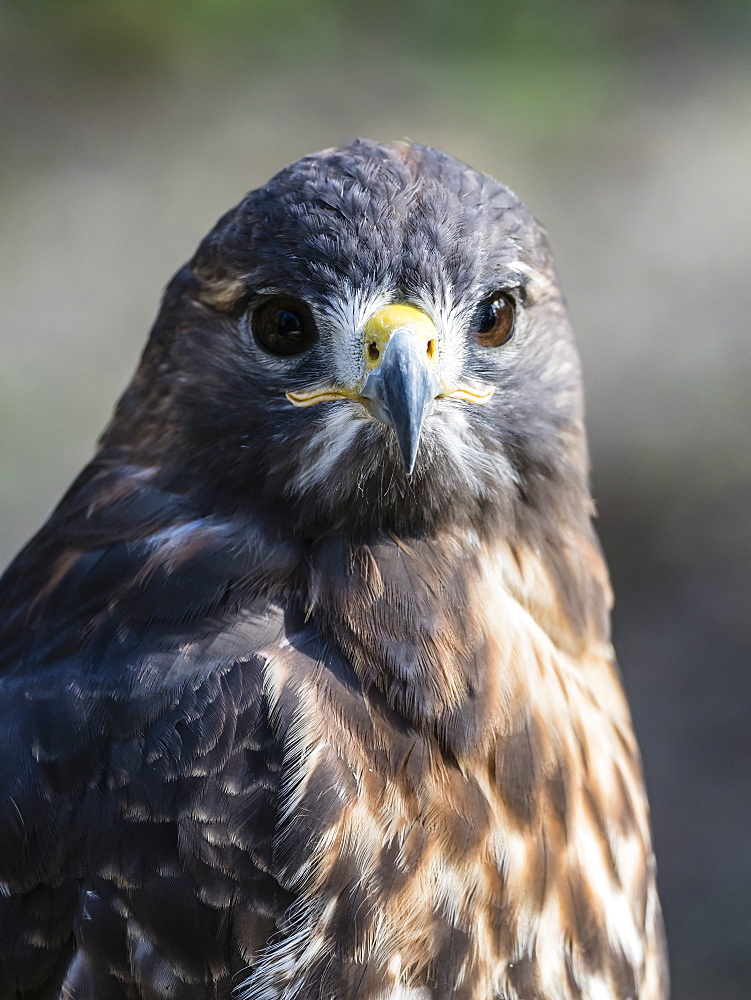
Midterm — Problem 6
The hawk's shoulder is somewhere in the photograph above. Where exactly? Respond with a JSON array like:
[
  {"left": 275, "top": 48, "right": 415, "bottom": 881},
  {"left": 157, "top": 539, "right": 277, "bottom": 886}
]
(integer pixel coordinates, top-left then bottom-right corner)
[{"left": 0, "top": 461, "right": 308, "bottom": 998}]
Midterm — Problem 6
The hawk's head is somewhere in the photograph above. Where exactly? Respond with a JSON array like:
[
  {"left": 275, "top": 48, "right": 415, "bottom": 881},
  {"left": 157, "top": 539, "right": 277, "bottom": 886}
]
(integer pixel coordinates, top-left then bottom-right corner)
[{"left": 106, "top": 139, "right": 590, "bottom": 539}]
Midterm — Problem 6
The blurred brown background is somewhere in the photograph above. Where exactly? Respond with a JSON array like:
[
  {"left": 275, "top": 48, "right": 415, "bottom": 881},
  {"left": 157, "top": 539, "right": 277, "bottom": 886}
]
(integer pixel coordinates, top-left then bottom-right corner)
[{"left": 1, "top": 2, "right": 749, "bottom": 996}]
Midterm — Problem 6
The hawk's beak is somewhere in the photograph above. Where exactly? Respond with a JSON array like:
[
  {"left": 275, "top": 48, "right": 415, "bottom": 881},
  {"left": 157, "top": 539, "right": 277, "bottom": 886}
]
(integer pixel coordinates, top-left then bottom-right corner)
[{"left": 360, "top": 316, "right": 440, "bottom": 475}]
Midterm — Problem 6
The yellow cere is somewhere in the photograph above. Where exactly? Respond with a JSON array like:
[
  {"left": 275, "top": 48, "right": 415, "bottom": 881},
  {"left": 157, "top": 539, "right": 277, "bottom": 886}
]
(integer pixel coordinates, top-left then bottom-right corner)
[{"left": 362, "top": 304, "right": 437, "bottom": 370}]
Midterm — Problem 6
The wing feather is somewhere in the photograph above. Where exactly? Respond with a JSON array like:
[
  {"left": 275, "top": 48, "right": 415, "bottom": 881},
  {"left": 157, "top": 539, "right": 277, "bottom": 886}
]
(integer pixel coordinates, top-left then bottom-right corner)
[{"left": 0, "top": 472, "right": 302, "bottom": 997}]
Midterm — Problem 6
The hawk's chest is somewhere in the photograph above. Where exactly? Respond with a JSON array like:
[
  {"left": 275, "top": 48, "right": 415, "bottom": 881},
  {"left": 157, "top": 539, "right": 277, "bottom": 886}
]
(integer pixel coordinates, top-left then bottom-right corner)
[{"left": 249, "top": 540, "right": 658, "bottom": 1000}]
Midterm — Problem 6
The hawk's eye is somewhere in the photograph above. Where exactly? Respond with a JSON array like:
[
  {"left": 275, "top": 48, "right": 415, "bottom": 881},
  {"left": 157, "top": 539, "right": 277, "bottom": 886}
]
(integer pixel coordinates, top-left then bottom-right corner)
[
  {"left": 472, "top": 292, "right": 515, "bottom": 348},
  {"left": 252, "top": 297, "right": 317, "bottom": 356}
]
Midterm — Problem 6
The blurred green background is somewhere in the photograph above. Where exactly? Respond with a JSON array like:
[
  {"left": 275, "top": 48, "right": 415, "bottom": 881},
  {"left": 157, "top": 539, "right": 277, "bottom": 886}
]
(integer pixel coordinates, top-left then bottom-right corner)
[{"left": 2, "top": 2, "right": 750, "bottom": 997}]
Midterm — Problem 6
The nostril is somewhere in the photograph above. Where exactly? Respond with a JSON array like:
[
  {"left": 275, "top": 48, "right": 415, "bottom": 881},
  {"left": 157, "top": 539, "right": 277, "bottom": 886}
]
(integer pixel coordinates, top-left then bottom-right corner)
[
  {"left": 426, "top": 339, "right": 436, "bottom": 359},
  {"left": 368, "top": 342, "right": 380, "bottom": 361}
]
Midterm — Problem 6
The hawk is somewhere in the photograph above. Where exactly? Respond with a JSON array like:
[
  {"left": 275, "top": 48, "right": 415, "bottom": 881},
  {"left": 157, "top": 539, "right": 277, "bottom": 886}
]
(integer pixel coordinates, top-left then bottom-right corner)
[{"left": 0, "top": 139, "right": 667, "bottom": 1000}]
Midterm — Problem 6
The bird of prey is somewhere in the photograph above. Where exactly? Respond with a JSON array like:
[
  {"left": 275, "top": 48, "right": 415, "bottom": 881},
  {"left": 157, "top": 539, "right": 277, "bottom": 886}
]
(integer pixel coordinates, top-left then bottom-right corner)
[{"left": 0, "top": 139, "right": 667, "bottom": 1000}]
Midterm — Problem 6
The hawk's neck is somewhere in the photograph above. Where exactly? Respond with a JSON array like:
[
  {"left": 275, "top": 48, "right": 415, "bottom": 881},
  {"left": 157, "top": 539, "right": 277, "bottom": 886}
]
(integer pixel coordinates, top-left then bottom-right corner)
[{"left": 306, "top": 524, "right": 615, "bottom": 745}]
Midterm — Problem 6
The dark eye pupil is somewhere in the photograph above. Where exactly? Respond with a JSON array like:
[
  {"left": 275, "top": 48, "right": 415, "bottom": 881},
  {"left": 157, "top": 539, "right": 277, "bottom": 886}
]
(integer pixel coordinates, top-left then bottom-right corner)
[
  {"left": 252, "top": 297, "right": 317, "bottom": 356},
  {"left": 275, "top": 309, "right": 302, "bottom": 336},
  {"left": 476, "top": 302, "right": 498, "bottom": 334}
]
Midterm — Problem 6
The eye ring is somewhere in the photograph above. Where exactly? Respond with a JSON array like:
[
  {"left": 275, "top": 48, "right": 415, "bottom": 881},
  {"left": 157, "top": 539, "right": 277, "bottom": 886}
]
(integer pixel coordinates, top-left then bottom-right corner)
[
  {"left": 471, "top": 292, "right": 515, "bottom": 348},
  {"left": 251, "top": 296, "right": 318, "bottom": 356}
]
